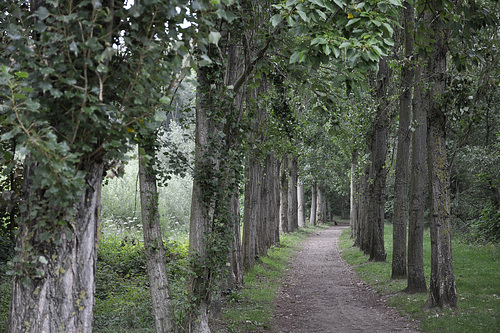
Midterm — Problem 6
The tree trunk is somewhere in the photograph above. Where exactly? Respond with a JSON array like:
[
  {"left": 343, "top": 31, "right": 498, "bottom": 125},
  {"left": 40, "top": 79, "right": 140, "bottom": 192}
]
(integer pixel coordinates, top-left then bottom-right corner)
[
  {"left": 269, "top": 154, "right": 281, "bottom": 245},
  {"left": 406, "top": 64, "right": 428, "bottom": 293},
  {"left": 350, "top": 150, "right": 359, "bottom": 240},
  {"left": 227, "top": 192, "right": 243, "bottom": 289},
  {"left": 297, "top": 179, "right": 306, "bottom": 228},
  {"left": 259, "top": 158, "right": 269, "bottom": 257},
  {"left": 138, "top": 141, "right": 175, "bottom": 333},
  {"left": 9, "top": 159, "right": 103, "bottom": 333},
  {"left": 280, "top": 155, "right": 289, "bottom": 234},
  {"left": 287, "top": 155, "right": 298, "bottom": 232},
  {"left": 425, "top": 9, "right": 457, "bottom": 307},
  {"left": 359, "top": 157, "right": 371, "bottom": 253},
  {"left": 392, "top": 1, "right": 414, "bottom": 279},
  {"left": 367, "top": 57, "right": 390, "bottom": 262},
  {"left": 242, "top": 157, "right": 260, "bottom": 270},
  {"left": 315, "top": 184, "right": 323, "bottom": 224},
  {"left": 310, "top": 183, "right": 317, "bottom": 226}
]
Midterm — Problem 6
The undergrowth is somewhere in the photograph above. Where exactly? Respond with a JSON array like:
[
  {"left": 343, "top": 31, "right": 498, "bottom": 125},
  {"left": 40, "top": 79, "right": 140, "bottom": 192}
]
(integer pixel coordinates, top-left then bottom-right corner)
[
  {"left": 93, "top": 233, "right": 190, "bottom": 332},
  {"left": 339, "top": 224, "right": 500, "bottom": 333}
]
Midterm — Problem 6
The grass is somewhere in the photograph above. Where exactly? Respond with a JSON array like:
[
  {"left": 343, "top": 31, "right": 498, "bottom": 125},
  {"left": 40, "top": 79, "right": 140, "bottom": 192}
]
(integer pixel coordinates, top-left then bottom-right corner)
[
  {"left": 215, "top": 224, "right": 324, "bottom": 332},
  {"left": 338, "top": 224, "right": 500, "bottom": 333}
]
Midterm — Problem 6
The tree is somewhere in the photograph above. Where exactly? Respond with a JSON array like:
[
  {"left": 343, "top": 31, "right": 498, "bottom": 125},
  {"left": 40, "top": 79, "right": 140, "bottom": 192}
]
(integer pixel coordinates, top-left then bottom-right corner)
[
  {"left": 391, "top": 1, "right": 414, "bottom": 279},
  {"left": 288, "top": 155, "right": 299, "bottom": 232},
  {"left": 366, "top": 57, "right": 390, "bottom": 262},
  {"left": 297, "top": 179, "right": 306, "bottom": 227},
  {"left": 406, "top": 63, "right": 428, "bottom": 293},
  {"left": 310, "top": 183, "right": 317, "bottom": 226},
  {"left": 2, "top": 1, "right": 188, "bottom": 331},
  {"left": 139, "top": 136, "right": 175, "bottom": 332},
  {"left": 421, "top": 2, "right": 457, "bottom": 308}
]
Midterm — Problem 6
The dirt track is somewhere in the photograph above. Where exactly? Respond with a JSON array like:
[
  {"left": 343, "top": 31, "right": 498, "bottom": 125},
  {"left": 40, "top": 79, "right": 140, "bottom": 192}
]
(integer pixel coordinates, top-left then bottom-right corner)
[{"left": 269, "top": 223, "right": 421, "bottom": 333}]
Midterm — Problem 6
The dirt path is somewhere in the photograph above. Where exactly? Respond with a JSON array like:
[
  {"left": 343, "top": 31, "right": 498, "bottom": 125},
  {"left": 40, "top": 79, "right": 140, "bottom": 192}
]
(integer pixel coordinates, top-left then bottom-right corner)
[{"left": 270, "top": 223, "right": 420, "bottom": 333}]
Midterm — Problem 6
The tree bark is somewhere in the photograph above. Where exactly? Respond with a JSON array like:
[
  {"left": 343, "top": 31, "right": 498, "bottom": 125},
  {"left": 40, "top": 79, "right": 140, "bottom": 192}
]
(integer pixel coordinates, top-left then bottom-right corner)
[
  {"left": 280, "top": 155, "right": 289, "bottom": 234},
  {"left": 242, "top": 156, "right": 260, "bottom": 270},
  {"left": 392, "top": 1, "right": 414, "bottom": 279},
  {"left": 287, "top": 155, "right": 298, "bottom": 232},
  {"left": 138, "top": 141, "right": 175, "bottom": 333},
  {"left": 406, "top": 64, "right": 428, "bottom": 293},
  {"left": 224, "top": 192, "right": 244, "bottom": 289},
  {"left": 297, "top": 179, "right": 306, "bottom": 228},
  {"left": 367, "top": 57, "right": 390, "bottom": 262},
  {"left": 350, "top": 150, "right": 359, "bottom": 240},
  {"left": 310, "top": 183, "right": 317, "bottom": 226},
  {"left": 315, "top": 184, "right": 324, "bottom": 224},
  {"left": 358, "top": 163, "right": 371, "bottom": 253},
  {"left": 9, "top": 159, "right": 103, "bottom": 333},
  {"left": 425, "top": 8, "right": 457, "bottom": 307}
]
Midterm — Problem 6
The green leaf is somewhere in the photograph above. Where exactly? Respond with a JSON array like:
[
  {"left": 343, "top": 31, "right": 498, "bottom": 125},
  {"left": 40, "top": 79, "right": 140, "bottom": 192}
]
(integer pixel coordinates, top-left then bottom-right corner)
[
  {"left": 333, "top": 46, "right": 340, "bottom": 58},
  {"left": 323, "top": 44, "right": 331, "bottom": 55},
  {"left": 382, "top": 22, "right": 394, "bottom": 36},
  {"left": 271, "top": 14, "right": 282, "bottom": 27},
  {"left": 15, "top": 71, "right": 29, "bottom": 79},
  {"left": 154, "top": 111, "right": 167, "bottom": 122},
  {"left": 69, "top": 41, "right": 79, "bottom": 56},
  {"left": 339, "top": 41, "right": 351, "bottom": 49},
  {"left": 333, "top": 0, "right": 346, "bottom": 9},
  {"left": 39, "top": 256, "right": 48, "bottom": 264},
  {"left": 198, "top": 54, "right": 212, "bottom": 67},
  {"left": 209, "top": 31, "right": 221, "bottom": 45},
  {"left": 388, "top": 0, "right": 402, "bottom": 6},
  {"left": 290, "top": 51, "right": 301, "bottom": 64},
  {"left": 383, "top": 38, "right": 394, "bottom": 46},
  {"left": 1, "top": 131, "right": 15, "bottom": 142},
  {"left": 311, "top": 37, "right": 327, "bottom": 45},
  {"left": 316, "top": 9, "right": 327, "bottom": 20},
  {"left": 346, "top": 18, "right": 360, "bottom": 27},
  {"left": 297, "top": 10, "right": 309, "bottom": 22},
  {"left": 35, "top": 6, "right": 51, "bottom": 20},
  {"left": 378, "top": 2, "right": 388, "bottom": 12},
  {"left": 311, "top": 0, "right": 326, "bottom": 8}
]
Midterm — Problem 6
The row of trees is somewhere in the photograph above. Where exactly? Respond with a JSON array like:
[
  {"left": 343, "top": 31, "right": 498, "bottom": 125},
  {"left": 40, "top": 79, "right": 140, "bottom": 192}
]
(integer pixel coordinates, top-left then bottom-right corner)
[
  {"left": 349, "top": 0, "right": 499, "bottom": 309},
  {"left": 1, "top": 0, "right": 498, "bottom": 332}
]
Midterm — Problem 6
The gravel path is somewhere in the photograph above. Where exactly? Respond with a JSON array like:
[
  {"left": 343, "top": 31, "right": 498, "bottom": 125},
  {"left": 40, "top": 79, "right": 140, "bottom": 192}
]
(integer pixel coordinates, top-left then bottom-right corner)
[{"left": 270, "top": 223, "right": 421, "bottom": 333}]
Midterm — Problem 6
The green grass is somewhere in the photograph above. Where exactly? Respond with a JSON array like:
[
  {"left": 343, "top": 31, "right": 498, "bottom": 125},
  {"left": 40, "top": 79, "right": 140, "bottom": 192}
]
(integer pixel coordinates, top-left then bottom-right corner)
[
  {"left": 339, "top": 224, "right": 500, "bottom": 333},
  {"left": 216, "top": 225, "right": 323, "bottom": 332}
]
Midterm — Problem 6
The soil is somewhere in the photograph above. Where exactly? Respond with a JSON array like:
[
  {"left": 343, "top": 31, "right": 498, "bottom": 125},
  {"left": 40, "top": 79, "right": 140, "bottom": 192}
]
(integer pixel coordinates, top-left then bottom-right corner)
[{"left": 269, "top": 222, "right": 421, "bottom": 333}]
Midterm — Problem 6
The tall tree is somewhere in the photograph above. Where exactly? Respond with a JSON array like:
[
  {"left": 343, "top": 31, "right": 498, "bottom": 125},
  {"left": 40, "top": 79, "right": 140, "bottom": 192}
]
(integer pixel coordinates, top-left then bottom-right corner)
[
  {"left": 2, "top": 1, "right": 187, "bottom": 331},
  {"left": 297, "top": 179, "right": 306, "bottom": 227},
  {"left": 310, "top": 183, "right": 317, "bottom": 226},
  {"left": 367, "top": 57, "right": 390, "bottom": 262},
  {"left": 392, "top": 1, "right": 415, "bottom": 279},
  {"left": 406, "top": 63, "right": 428, "bottom": 293},
  {"left": 139, "top": 137, "right": 175, "bottom": 332},
  {"left": 422, "top": 2, "right": 457, "bottom": 308},
  {"left": 280, "top": 155, "right": 289, "bottom": 233},
  {"left": 288, "top": 155, "right": 299, "bottom": 232}
]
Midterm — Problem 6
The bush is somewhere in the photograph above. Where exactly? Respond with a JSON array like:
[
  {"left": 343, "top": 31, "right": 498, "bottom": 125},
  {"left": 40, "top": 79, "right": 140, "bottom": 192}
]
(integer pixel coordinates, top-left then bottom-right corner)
[{"left": 470, "top": 201, "right": 500, "bottom": 243}]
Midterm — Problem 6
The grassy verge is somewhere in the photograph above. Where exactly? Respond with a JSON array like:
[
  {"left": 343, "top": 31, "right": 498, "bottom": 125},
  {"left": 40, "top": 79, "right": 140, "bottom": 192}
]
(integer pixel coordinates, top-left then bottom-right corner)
[
  {"left": 214, "top": 224, "right": 324, "bottom": 332},
  {"left": 338, "top": 224, "right": 500, "bottom": 333}
]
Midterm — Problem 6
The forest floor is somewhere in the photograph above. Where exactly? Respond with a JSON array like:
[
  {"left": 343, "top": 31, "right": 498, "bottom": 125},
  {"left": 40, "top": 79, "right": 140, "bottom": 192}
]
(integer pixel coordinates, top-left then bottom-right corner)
[{"left": 257, "top": 222, "right": 421, "bottom": 333}]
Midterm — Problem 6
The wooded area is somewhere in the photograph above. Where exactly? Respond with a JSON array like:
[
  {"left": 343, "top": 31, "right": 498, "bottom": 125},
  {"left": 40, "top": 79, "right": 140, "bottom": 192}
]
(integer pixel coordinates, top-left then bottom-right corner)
[{"left": 1, "top": 0, "right": 499, "bottom": 332}]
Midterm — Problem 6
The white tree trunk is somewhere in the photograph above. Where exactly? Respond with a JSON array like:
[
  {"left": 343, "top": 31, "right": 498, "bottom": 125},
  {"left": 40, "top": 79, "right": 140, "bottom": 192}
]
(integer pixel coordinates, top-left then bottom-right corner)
[
  {"left": 9, "top": 160, "right": 103, "bottom": 333},
  {"left": 310, "top": 183, "right": 317, "bottom": 226},
  {"left": 297, "top": 179, "right": 306, "bottom": 228},
  {"left": 139, "top": 143, "right": 175, "bottom": 332}
]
